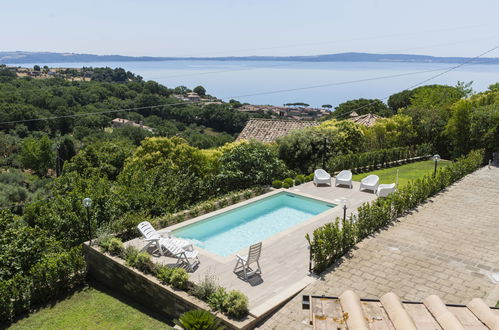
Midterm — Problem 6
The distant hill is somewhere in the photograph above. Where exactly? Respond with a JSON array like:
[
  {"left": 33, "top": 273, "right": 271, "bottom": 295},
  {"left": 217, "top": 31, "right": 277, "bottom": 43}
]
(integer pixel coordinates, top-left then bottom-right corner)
[{"left": 1, "top": 51, "right": 498, "bottom": 65}]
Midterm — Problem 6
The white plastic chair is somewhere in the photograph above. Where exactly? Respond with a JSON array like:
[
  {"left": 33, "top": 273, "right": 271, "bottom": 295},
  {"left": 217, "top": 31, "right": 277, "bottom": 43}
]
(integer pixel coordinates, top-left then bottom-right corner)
[
  {"left": 377, "top": 183, "right": 396, "bottom": 197},
  {"left": 360, "top": 175, "right": 380, "bottom": 193},
  {"left": 313, "top": 169, "right": 331, "bottom": 186},
  {"left": 159, "top": 238, "right": 200, "bottom": 271},
  {"left": 233, "top": 242, "right": 262, "bottom": 281},
  {"left": 335, "top": 170, "right": 353, "bottom": 189},
  {"left": 137, "top": 221, "right": 192, "bottom": 256}
]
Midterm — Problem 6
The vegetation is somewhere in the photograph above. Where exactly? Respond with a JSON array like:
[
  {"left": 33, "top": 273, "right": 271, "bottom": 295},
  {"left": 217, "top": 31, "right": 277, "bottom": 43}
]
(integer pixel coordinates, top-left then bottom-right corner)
[
  {"left": 174, "top": 309, "right": 223, "bottom": 330},
  {"left": 8, "top": 284, "right": 173, "bottom": 329},
  {"left": 0, "top": 67, "right": 496, "bottom": 323},
  {"left": 352, "top": 159, "right": 451, "bottom": 188},
  {"left": 307, "top": 150, "right": 484, "bottom": 273}
]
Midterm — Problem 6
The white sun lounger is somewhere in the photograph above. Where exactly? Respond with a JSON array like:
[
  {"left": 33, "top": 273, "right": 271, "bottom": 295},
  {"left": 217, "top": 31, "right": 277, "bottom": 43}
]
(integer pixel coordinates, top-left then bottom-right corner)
[
  {"left": 335, "top": 170, "right": 353, "bottom": 189},
  {"left": 314, "top": 169, "right": 332, "bottom": 186},
  {"left": 377, "top": 183, "right": 396, "bottom": 197},
  {"left": 160, "top": 238, "right": 200, "bottom": 271},
  {"left": 360, "top": 175, "right": 380, "bottom": 193},
  {"left": 137, "top": 221, "right": 192, "bottom": 256}
]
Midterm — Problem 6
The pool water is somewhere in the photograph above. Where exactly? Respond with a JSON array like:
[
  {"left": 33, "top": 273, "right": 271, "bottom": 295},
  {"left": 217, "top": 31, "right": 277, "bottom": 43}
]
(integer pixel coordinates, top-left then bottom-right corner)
[{"left": 173, "top": 192, "right": 335, "bottom": 256}]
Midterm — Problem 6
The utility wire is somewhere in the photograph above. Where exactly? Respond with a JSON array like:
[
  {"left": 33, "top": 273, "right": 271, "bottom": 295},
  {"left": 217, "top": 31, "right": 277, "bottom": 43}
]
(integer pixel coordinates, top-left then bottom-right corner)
[
  {"left": 2, "top": 58, "right": 499, "bottom": 126},
  {"left": 1, "top": 45, "right": 498, "bottom": 210},
  {"left": 326, "top": 44, "right": 499, "bottom": 119}
]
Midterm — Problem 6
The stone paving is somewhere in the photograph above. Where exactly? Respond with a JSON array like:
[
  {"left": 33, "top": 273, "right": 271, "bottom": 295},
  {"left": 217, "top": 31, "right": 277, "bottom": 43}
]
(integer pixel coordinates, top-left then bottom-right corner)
[{"left": 260, "top": 166, "right": 499, "bottom": 329}]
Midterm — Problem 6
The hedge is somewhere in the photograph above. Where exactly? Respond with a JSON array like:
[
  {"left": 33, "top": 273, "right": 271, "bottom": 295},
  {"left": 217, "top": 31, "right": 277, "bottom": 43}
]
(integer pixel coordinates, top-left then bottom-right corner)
[
  {"left": 307, "top": 149, "right": 484, "bottom": 273},
  {"left": 0, "top": 246, "right": 86, "bottom": 322},
  {"left": 328, "top": 143, "right": 432, "bottom": 174}
]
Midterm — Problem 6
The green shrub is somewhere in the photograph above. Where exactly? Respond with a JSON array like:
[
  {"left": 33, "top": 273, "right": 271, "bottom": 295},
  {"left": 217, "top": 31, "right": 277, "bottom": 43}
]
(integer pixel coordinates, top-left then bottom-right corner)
[
  {"left": 189, "top": 207, "right": 200, "bottom": 219},
  {"left": 174, "top": 309, "right": 223, "bottom": 330},
  {"left": 242, "top": 189, "right": 253, "bottom": 199},
  {"left": 191, "top": 272, "right": 219, "bottom": 301},
  {"left": 155, "top": 265, "right": 174, "bottom": 285},
  {"left": 223, "top": 290, "right": 249, "bottom": 319},
  {"left": 282, "top": 181, "right": 292, "bottom": 189},
  {"left": 112, "top": 211, "right": 149, "bottom": 241},
  {"left": 124, "top": 245, "right": 140, "bottom": 268},
  {"left": 107, "top": 238, "right": 124, "bottom": 257},
  {"left": 294, "top": 174, "right": 305, "bottom": 185},
  {"left": 158, "top": 213, "right": 175, "bottom": 228},
  {"left": 208, "top": 287, "right": 227, "bottom": 312},
  {"left": 306, "top": 173, "right": 314, "bottom": 182},
  {"left": 272, "top": 180, "right": 282, "bottom": 188},
  {"left": 200, "top": 201, "right": 216, "bottom": 214},
  {"left": 218, "top": 198, "right": 228, "bottom": 208},
  {"left": 230, "top": 193, "right": 240, "bottom": 204},
  {"left": 283, "top": 178, "right": 294, "bottom": 187},
  {"left": 253, "top": 186, "right": 265, "bottom": 195},
  {"left": 135, "top": 252, "right": 154, "bottom": 274},
  {"left": 170, "top": 268, "right": 189, "bottom": 290},
  {"left": 96, "top": 233, "right": 113, "bottom": 252}
]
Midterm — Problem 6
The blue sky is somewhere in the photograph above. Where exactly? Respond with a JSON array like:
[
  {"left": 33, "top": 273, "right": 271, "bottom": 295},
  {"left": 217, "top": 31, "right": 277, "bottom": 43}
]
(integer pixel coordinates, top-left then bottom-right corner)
[{"left": 2, "top": 0, "right": 499, "bottom": 57}]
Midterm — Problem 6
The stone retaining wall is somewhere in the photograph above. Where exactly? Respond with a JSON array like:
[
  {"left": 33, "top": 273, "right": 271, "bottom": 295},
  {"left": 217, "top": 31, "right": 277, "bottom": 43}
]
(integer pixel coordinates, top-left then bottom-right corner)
[{"left": 84, "top": 243, "right": 256, "bottom": 329}]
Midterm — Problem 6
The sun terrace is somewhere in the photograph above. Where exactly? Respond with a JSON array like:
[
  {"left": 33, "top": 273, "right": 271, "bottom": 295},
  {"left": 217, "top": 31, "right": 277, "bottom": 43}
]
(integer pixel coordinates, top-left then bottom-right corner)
[{"left": 125, "top": 178, "right": 377, "bottom": 317}]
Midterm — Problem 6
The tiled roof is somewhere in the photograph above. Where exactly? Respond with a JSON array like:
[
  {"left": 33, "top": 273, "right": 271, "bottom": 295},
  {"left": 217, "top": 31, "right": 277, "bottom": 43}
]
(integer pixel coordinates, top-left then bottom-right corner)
[
  {"left": 305, "top": 290, "right": 499, "bottom": 329},
  {"left": 348, "top": 112, "right": 382, "bottom": 127},
  {"left": 236, "top": 118, "right": 319, "bottom": 143}
]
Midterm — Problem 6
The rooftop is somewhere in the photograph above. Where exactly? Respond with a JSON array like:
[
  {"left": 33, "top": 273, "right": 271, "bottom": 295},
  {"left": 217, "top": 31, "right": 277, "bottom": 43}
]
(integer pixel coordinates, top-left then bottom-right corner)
[
  {"left": 347, "top": 112, "right": 382, "bottom": 127},
  {"left": 306, "top": 290, "right": 499, "bottom": 329},
  {"left": 236, "top": 118, "right": 319, "bottom": 143}
]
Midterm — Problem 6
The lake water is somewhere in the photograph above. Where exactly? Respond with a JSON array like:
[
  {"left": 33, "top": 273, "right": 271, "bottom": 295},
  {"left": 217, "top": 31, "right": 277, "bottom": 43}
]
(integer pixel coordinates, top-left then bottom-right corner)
[{"left": 10, "top": 60, "right": 499, "bottom": 107}]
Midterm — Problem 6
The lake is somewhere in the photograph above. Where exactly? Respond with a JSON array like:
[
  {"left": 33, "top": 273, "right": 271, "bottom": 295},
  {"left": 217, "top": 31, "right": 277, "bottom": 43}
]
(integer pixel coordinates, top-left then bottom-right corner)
[{"left": 10, "top": 60, "right": 499, "bottom": 107}]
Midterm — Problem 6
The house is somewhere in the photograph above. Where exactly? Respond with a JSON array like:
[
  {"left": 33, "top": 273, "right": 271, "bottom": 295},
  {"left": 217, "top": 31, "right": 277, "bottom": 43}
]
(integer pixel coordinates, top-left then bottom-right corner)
[
  {"left": 111, "top": 118, "right": 154, "bottom": 132},
  {"left": 186, "top": 92, "right": 201, "bottom": 102},
  {"left": 236, "top": 118, "right": 319, "bottom": 143}
]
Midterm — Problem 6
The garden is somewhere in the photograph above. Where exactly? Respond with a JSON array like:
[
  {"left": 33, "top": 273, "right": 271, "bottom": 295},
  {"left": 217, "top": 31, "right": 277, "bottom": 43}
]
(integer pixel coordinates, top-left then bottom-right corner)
[{"left": 0, "top": 67, "right": 497, "bottom": 326}]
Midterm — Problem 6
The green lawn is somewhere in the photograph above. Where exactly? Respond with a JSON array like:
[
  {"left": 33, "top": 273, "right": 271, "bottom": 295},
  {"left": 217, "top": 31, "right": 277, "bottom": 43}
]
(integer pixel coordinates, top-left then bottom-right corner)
[
  {"left": 8, "top": 283, "right": 173, "bottom": 330},
  {"left": 352, "top": 159, "right": 451, "bottom": 188}
]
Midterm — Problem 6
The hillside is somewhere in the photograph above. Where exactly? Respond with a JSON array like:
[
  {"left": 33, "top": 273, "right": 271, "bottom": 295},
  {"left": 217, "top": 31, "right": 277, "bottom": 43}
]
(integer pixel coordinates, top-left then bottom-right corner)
[{"left": 1, "top": 51, "right": 498, "bottom": 64}]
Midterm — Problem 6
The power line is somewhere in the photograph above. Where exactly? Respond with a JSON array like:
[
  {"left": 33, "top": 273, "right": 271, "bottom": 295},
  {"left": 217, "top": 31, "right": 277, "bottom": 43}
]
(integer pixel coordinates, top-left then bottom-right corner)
[
  {"left": 1, "top": 51, "right": 498, "bottom": 126},
  {"left": 327, "top": 44, "right": 499, "bottom": 119}
]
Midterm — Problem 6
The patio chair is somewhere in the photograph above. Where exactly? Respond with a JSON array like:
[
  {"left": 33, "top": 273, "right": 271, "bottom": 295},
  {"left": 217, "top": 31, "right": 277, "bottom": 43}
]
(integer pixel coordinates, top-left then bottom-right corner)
[
  {"left": 159, "top": 238, "right": 200, "bottom": 271},
  {"left": 233, "top": 242, "right": 262, "bottom": 281},
  {"left": 335, "top": 170, "right": 353, "bottom": 189},
  {"left": 137, "top": 221, "right": 192, "bottom": 256},
  {"left": 377, "top": 183, "right": 396, "bottom": 197},
  {"left": 313, "top": 169, "right": 332, "bottom": 186},
  {"left": 359, "top": 175, "right": 380, "bottom": 193}
]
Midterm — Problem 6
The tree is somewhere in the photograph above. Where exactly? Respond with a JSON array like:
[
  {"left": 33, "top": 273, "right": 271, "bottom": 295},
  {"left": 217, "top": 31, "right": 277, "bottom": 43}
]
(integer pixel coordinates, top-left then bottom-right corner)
[
  {"left": 19, "top": 136, "right": 54, "bottom": 175},
  {"left": 365, "top": 114, "right": 416, "bottom": 149},
  {"left": 193, "top": 85, "right": 206, "bottom": 96},
  {"left": 322, "top": 104, "right": 332, "bottom": 109},
  {"left": 215, "top": 141, "right": 288, "bottom": 191},
  {"left": 387, "top": 90, "right": 414, "bottom": 112},
  {"left": 331, "top": 98, "right": 392, "bottom": 118},
  {"left": 33, "top": 65, "right": 41, "bottom": 72}
]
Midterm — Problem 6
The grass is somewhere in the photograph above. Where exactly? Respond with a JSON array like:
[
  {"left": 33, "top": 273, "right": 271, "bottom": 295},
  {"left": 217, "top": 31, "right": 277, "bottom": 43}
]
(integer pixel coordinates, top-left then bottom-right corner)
[
  {"left": 352, "top": 159, "right": 451, "bottom": 188},
  {"left": 8, "top": 282, "right": 173, "bottom": 330}
]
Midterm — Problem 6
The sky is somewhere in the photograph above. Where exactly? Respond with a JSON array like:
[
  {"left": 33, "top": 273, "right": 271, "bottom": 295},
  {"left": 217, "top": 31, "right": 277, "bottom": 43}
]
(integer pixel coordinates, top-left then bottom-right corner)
[{"left": 2, "top": 0, "right": 499, "bottom": 58}]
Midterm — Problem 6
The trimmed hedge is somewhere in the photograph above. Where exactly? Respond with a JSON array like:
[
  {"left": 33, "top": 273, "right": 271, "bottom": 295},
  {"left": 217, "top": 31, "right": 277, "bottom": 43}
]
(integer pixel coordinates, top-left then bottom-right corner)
[
  {"left": 328, "top": 143, "right": 432, "bottom": 174},
  {"left": 307, "top": 149, "right": 484, "bottom": 273},
  {"left": 0, "top": 246, "right": 86, "bottom": 322}
]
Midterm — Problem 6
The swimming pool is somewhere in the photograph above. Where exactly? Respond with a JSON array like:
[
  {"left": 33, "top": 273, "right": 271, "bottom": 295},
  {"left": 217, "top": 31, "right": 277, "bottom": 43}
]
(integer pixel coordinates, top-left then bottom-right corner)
[{"left": 173, "top": 192, "right": 335, "bottom": 256}]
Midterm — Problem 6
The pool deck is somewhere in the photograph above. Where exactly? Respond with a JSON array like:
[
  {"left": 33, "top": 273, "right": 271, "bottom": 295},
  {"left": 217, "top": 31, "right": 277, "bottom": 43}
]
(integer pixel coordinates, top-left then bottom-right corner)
[{"left": 125, "top": 180, "right": 377, "bottom": 317}]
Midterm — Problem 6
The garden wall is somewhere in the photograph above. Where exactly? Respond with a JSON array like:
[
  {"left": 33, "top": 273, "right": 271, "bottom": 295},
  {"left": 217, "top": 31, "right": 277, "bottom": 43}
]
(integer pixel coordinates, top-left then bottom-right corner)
[{"left": 84, "top": 243, "right": 257, "bottom": 329}]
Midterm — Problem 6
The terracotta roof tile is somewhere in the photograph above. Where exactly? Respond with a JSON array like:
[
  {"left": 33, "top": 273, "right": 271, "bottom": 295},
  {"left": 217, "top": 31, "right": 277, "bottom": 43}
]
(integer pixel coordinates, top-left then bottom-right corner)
[{"left": 236, "top": 118, "right": 319, "bottom": 143}]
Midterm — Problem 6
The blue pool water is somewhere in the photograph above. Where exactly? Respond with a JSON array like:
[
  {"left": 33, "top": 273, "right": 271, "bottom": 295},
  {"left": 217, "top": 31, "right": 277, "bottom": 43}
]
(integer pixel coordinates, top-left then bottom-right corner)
[{"left": 173, "top": 192, "right": 335, "bottom": 256}]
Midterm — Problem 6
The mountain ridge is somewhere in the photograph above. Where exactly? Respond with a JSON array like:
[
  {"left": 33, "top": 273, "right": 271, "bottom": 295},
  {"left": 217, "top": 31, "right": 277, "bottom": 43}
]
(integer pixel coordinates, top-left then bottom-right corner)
[{"left": 1, "top": 51, "right": 498, "bottom": 65}]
